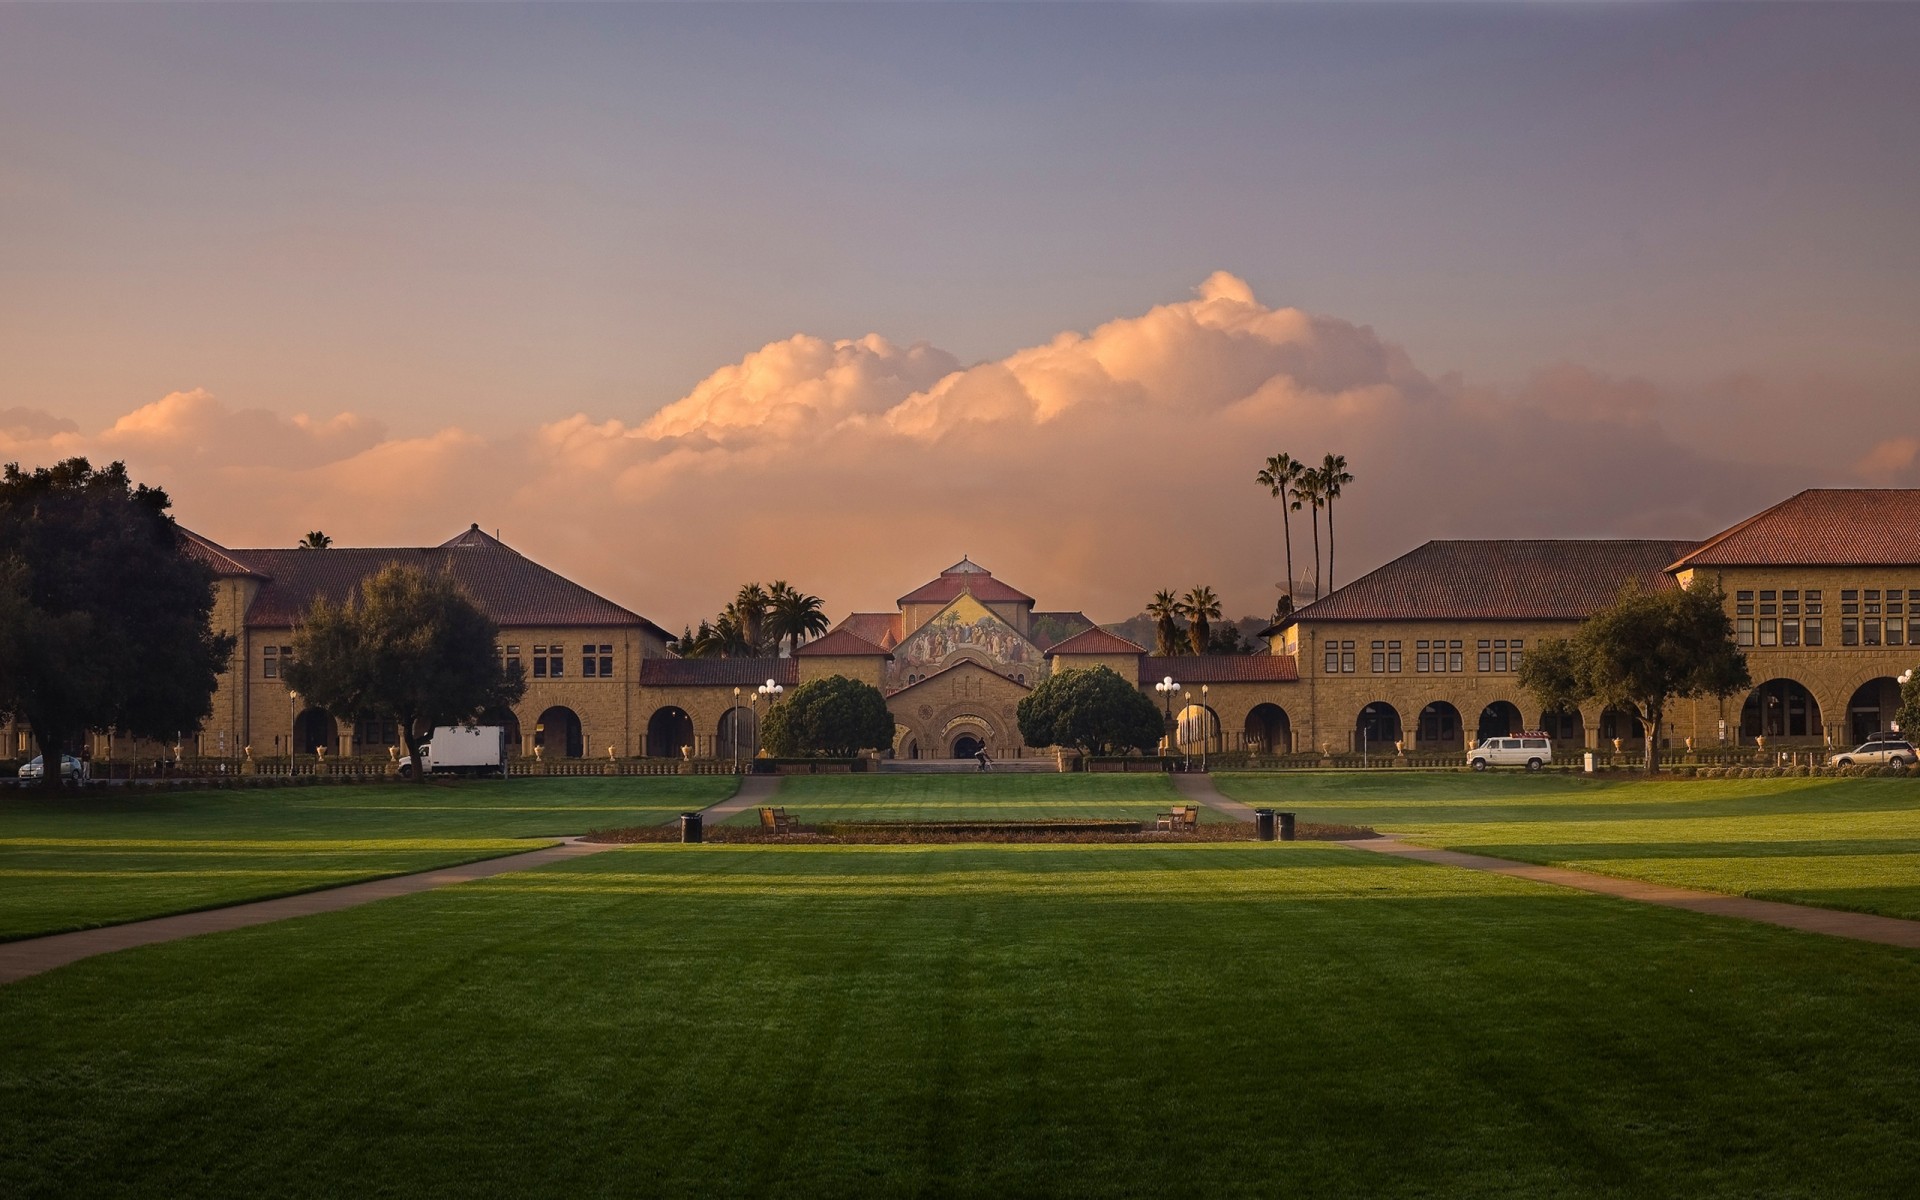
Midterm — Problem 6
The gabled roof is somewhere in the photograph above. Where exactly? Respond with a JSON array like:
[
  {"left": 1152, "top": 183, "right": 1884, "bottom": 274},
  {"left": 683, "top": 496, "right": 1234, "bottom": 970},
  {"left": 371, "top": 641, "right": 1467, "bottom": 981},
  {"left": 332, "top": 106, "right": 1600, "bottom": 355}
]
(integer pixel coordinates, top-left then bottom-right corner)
[
  {"left": 898, "top": 557, "right": 1035, "bottom": 606},
  {"left": 887, "top": 656, "right": 1031, "bottom": 697},
  {"left": 1046, "top": 627, "right": 1147, "bottom": 657},
  {"left": 1269, "top": 540, "right": 1695, "bottom": 630},
  {"left": 179, "top": 528, "right": 263, "bottom": 578},
  {"left": 837, "top": 612, "right": 903, "bottom": 650},
  {"left": 1139, "top": 655, "right": 1299, "bottom": 684},
  {"left": 639, "top": 658, "right": 797, "bottom": 688},
  {"left": 794, "top": 629, "right": 892, "bottom": 657},
  {"left": 1667, "top": 489, "right": 1920, "bottom": 570},
  {"left": 198, "top": 524, "right": 670, "bottom": 636}
]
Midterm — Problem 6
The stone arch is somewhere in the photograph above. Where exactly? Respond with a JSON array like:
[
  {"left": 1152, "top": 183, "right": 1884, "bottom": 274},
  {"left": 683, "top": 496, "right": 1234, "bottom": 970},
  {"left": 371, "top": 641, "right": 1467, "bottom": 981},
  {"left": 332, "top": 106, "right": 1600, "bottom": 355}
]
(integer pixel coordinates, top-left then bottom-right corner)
[
  {"left": 1599, "top": 707, "right": 1644, "bottom": 745},
  {"left": 1175, "top": 704, "right": 1221, "bottom": 754},
  {"left": 1243, "top": 703, "right": 1292, "bottom": 755},
  {"left": 716, "top": 706, "right": 759, "bottom": 761},
  {"left": 293, "top": 707, "right": 335, "bottom": 756},
  {"left": 644, "top": 706, "right": 694, "bottom": 759},
  {"left": 1537, "top": 706, "right": 1583, "bottom": 744},
  {"left": 1414, "top": 701, "right": 1462, "bottom": 751},
  {"left": 536, "top": 706, "right": 585, "bottom": 759},
  {"left": 1476, "top": 700, "right": 1525, "bottom": 743},
  {"left": 1739, "top": 678, "right": 1822, "bottom": 742},
  {"left": 1355, "top": 701, "right": 1402, "bottom": 753},
  {"left": 1843, "top": 677, "right": 1901, "bottom": 745}
]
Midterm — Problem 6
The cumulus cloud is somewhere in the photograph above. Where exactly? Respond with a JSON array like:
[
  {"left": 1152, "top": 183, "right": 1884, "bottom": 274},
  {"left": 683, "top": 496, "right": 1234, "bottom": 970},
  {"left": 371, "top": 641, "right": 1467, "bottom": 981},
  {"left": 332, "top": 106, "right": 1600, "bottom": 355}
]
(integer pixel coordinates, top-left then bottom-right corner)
[
  {"left": 1856, "top": 436, "right": 1920, "bottom": 484},
  {"left": 8, "top": 274, "right": 1835, "bottom": 625}
]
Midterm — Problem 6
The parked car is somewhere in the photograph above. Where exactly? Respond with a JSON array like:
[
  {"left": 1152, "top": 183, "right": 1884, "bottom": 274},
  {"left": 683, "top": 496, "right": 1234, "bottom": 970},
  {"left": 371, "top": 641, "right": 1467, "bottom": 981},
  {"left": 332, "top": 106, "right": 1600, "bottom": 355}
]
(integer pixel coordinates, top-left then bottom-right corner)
[
  {"left": 16, "top": 754, "right": 85, "bottom": 782},
  {"left": 1828, "top": 738, "right": 1915, "bottom": 768},
  {"left": 1468, "top": 735, "right": 1552, "bottom": 772},
  {"left": 397, "top": 725, "right": 509, "bottom": 779}
]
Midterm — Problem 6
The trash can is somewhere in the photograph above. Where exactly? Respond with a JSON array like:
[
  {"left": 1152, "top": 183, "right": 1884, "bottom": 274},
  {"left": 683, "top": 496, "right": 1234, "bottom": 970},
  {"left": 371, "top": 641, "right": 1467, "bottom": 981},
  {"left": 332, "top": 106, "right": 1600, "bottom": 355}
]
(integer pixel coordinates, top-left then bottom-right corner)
[
  {"left": 1254, "top": 808, "right": 1277, "bottom": 841},
  {"left": 680, "top": 811, "right": 704, "bottom": 844},
  {"left": 1278, "top": 811, "right": 1297, "bottom": 842}
]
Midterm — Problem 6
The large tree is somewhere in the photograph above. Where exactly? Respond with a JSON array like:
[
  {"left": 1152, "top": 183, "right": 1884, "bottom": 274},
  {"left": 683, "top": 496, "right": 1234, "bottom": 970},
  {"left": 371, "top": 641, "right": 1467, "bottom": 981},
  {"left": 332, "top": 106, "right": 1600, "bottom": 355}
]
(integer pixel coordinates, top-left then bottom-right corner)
[
  {"left": 1519, "top": 578, "right": 1749, "bottom": 775},
  {"left": 1293, "top": 469, "right": 1325, "bottom": 600},
  {"left": 1318, "top": 453, "right": 1353, "bottom": 592},
  {"left": 1897, "top": 668, "right": 1920, "bottom": 746},
  {"left": 1255, "top": 453, "right": 1306, "bottom": 610},
  {"left": 767, "top": 581, "right": 830, "bottom": 657},
  {"left": 1181, "top": 586, "right": 1221, "bottom": 656},
  {"left": 761, "top": 674, "right": 894, "bottom": 758},
  {"left": 1016, "top": 665, "right": 1164, "bottom": 758},
  {"left": 283, "top": 563, "right": 525, "bottom": 783},
  {"left": 0, "top": 459, "right": 233, "bottom": 789},
  {"left": 1146, "top": 589, "right": 1185, "bottom": 656}
]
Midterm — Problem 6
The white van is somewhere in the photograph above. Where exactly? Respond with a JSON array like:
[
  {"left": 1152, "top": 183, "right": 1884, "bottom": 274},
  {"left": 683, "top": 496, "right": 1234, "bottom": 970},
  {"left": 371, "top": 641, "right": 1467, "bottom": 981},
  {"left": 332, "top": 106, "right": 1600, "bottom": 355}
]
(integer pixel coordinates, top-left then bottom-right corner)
[
  {"left": 1468, "top": 734, "right": 1552, "bottom": 772},
  {"left": 398, "top": 725, "right": 508, "bottom": 778}
]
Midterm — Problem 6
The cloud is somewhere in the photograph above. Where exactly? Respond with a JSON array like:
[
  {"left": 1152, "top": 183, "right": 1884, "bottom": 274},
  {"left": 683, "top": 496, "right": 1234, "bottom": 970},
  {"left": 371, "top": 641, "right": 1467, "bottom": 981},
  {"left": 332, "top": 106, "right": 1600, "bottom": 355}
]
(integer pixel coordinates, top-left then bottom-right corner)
[
  {"left": 7, "top": 274, "right": 1838, "bottom": 626},
  {"left": 1856, "top": 437, "right": 1920, "bottom": 484}
]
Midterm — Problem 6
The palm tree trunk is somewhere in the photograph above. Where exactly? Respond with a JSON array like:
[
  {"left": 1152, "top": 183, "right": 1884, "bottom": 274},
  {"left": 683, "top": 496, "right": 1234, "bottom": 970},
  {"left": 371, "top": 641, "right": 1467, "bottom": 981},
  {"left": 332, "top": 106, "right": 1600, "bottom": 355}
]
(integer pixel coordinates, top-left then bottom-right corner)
[
  {"left": 1282, "top": 508, "right": 1295, "bottom": 605},
  {"left": 1326, "top": 494, "right": 1336, "bottom": 593},
  {"left": 1310, "top": 506, "right": 1322, "bottom": 600}
]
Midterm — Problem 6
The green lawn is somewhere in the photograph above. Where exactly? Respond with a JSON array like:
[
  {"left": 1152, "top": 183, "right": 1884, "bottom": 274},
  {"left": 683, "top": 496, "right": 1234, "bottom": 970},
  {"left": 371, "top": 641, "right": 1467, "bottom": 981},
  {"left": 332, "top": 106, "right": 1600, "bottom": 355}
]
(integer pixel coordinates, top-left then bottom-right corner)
[
  {"left": 1, "top": 842, "right": 1916, "bottom": 1197},
  {"left": 721, "top": 772, "right": 1188, "bottom": 826},
  {"left": 0, "top": 776, "right": 733, "bottom": 940},
  {"left": 1215, "top": 771, "right": 1920, "bottom": 919}
]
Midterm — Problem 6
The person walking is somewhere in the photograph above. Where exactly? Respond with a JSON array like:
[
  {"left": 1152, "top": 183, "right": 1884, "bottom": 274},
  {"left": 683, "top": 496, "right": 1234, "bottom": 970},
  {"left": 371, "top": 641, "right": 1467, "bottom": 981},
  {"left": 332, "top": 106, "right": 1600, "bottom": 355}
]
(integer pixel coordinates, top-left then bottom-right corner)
[{"left": 975, "top": 745, "right": 992, "bottom": 772}]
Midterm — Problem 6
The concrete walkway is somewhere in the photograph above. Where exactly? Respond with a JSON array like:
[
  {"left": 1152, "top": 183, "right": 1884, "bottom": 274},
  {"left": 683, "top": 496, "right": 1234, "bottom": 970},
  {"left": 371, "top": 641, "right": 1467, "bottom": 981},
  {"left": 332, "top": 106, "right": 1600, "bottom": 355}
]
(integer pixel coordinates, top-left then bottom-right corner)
[
  {"left": 1348, "top": 837, "right": 1920, "bottom": 950},
  {"left": 697, "top": 773, "right": 784, "bottom": 826},
  {"left": 1172, "top": 772, "right": 1257, "bottom": 820},
  {"left": 0, "top": 838, "right": 618, "bottom": 986}
]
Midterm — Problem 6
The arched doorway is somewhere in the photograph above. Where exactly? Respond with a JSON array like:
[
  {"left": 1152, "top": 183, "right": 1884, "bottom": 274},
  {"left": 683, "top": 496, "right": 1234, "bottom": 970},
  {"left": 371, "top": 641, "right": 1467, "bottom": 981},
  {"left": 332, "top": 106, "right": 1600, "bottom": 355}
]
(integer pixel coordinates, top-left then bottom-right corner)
[
  {"left": 1176, "top": 704, "right": 1221, "bottom": 754},
  {"left": 717, "top": 706, "right": 759, "bottom": 761},
  {"left": 952, "top": 734, "right": 984, "bottom": 759},
  {"left": 645, "top": 707, "right": 694, "bottom": 759},
  {"left": 1740, "top": 679, "right": 1821, "bottom": 741},
  {"left": 1244, "top": 703, "right": 1291, "bottom": 754},
  {"left": 1416, "top": 702, "right": 1461, "bottom": 750},
  {"left": 293, "top": 707, "right": 334, "bottom": 755},
  {"left": 1600, "top": 707, "right": 1644, "bottom": 745},
  {"left": 1538, "top": 707, "right": 1582, "bottom": 744},
  {"left": 482, "top": 708, "right": 522, "bottom": 757},
  {"left": 1476, "top": 701, "right": 1524, "bottom": 743},
  {"left": 1846, "top": 677, "right": 1900, "bottom": 744},
  {"left": 1356, "top": 702, "right": 1401, "bottom": 753},
  {"left": 536, "top": 706, "right": 584, "bottom": 759}
]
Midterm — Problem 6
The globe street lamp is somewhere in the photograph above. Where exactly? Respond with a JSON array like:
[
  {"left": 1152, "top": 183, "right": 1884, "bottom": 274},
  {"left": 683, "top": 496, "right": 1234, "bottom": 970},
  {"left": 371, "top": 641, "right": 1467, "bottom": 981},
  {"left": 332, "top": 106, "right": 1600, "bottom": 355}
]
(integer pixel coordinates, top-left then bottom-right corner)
[
  {"left": 1200, "top": 683, "right": 1211, "bottom": 771},
  {"left": 754, "top": 678, "right": 784, "bottom": 760},
  {"left": 288, "top": 689, "right": 300, "bottom": 776},
  {"left": 732, "top": 686, "right": 742, "bottom": 774},
  {"left": 1154, "top": 676, "right": 1178, "bottom": 756}
]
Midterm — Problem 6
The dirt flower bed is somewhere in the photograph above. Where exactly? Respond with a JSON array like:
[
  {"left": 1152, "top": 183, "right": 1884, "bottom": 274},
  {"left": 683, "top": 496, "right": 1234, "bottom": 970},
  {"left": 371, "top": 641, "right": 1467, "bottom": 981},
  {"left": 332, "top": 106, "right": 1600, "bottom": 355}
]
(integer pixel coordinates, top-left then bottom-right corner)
[{"left": 583, "top": 821, "right": 1378, "bottom": 845}]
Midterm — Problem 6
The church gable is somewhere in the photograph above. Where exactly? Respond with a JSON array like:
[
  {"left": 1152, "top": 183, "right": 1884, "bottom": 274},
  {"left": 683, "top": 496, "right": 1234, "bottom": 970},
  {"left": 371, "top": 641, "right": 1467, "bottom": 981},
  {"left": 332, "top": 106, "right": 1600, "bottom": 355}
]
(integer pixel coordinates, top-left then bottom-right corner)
[{"left": 888, "top": 593, "right": 1043, "bottom": 691}]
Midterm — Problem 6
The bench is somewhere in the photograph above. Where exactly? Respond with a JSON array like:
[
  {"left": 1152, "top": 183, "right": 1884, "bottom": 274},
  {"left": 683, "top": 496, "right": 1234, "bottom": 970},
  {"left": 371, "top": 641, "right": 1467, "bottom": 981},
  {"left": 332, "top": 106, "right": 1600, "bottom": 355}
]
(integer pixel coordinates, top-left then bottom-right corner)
[
  {"left": 1154, "top": 805, "right": 1198, "bottom": 833},
  {"left": 758, "top": 806, "right": 800, "bottom": 834}
]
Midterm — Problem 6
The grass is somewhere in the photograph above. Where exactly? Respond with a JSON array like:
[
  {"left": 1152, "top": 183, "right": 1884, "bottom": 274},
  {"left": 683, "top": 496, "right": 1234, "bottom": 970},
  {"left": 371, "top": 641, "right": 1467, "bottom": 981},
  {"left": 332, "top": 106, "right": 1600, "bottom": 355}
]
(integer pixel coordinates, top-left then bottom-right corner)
[
  {"left": 1, "top": 842, "right": 1917, "bottom": 1197},
  {"left": 0, "top": 776, "right": 733, "bottom": 940},
  {"left": 718, "top": 772, "right": 1188, "bottom": 826},
  {"left": 1215, "top": 770, "right": 1920, "bottom": 919}
]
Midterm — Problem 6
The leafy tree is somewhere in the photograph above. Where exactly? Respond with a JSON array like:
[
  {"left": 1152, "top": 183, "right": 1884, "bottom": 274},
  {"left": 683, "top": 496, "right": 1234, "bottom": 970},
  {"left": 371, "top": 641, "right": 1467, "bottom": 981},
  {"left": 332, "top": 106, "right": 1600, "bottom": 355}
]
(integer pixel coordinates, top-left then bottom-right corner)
[
  {"left": 767, "top": 581, "right": 830, "bottom": 656},
  {"left": 0, "top": 459, "right": 234, "bottom": 790},
  {"left": 760, "top": 674, "right": 893, "bottom": 757},
  {"left": 1255, "top": 452, "right": 1306, "bottom": 611},
  {"left": 1319, "top": 453, "right": 1353, "bottom": 592},
  {"left": 1519, "top": 578, "right": 1749, "bottom": 775},
  {"left": 283, "top": 563, "right": 526, "bottom": 783},
  {"left": 1146, "top": 589, "right": 1185, "bottom": 656},
  {"left": 1181, "top": 586, "right": 1221, "bottom": 656},
  {"left": 299, "top": 531, "right": 332, "bottom": 549},
  {"left": 1016, "top": 665, "right": 1164, "bottom": 757},
  {"left": 1206, "top": 622, "right": 1255, "bottom": 655},
  {"left": 1897, "top": 668, "right": 1920, "bottom": 745}
]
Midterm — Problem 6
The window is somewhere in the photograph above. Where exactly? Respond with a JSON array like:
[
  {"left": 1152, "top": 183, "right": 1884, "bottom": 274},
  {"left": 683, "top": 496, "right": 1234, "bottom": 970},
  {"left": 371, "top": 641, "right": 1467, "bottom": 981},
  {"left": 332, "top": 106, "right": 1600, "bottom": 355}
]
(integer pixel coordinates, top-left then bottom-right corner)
[
  {"left": 582, "top": 645, "right": 597, "bottom": 678},
  {"left": 1477, "top": 639, "right": 1492, "bottom": 672},
  {"left": 548, "top": 646, "right": 563, "bottom": 678},
  {"left": 1371, "top": 641, "right": 1385, "bottom": 673},
  {"left": 1341, "top": 640, "right": 1355, "bottom": 673},
  {"left": 1842, "top": 617, "right": 1859, "bottom": 646},
  {"left": 1783, "top": 618, "right": 1800, "bottom": 646},
  {"left": 532, "top": 646, "right": 548, "bottom": 679},
  {"left": 264, "top": 645, "right": 279, "bottom": 679},
  {"left": 598, "top": 644, "right": 614, "bottom": 676},
  {"left": 504, "top": 645, "right": 521, "bottom": 676},
  {"left": 1387, "top": 641, "right": 1402, "bottom": 673},
  {"left": 1326, "top": 645, "right": 1339, "bottom": 674},
  {"left": 1737, "top": 618, "right": 1754, "bottom": 647},
  {"left": 1891, "top": 620, "right": 1905, "bottom": 647},
  {"left": 1493, "top": 639, "right": 1509, "bottom": 672},
  {"left": 1759, "top": 590, "right": 1775, "bottom": 601},
  {"left": 1511, "top": 644, "right": 1524, "bottom": 669},
  {"left": 1449, "top": 640, "right": 1463, "bottom": 673},
  {"left": 1909, "top": 615, "right": 1920, "bottom": 645},
  {"left": 1806, "top": 617, "right": 1823, "bottom": 646},
  {"left": 1759, "top": 618, "right": 1777, "bottom": 646},
  {"left": 1783, "top": 590, "right": 1798, "bottom": 601},
  {"left": 1416, "top": 649, "right": 1430, "bottom": 672},
  {"left": 1865, "top": 618, "right": 1881, "bottom": 646}
]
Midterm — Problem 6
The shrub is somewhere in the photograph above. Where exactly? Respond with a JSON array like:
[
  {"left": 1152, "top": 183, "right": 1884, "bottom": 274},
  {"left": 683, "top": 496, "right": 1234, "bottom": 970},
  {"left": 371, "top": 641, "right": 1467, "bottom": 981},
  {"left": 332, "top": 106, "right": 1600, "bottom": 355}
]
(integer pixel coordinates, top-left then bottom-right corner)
[{"left": 761, "top": 674, "right": 895, "bottom": 758}]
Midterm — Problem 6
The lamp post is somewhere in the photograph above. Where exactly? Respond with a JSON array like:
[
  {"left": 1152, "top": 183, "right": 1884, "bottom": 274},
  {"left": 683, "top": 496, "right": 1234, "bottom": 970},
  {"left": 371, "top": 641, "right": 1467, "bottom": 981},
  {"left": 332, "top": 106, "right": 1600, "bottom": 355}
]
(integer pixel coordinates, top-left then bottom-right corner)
[
  {"left": 1154, "top": 676, "right": 1178, "bottom": 757},
  {"left": 288, "top": 689, "right": 299, "bottom": 776},
  {"left": 732, "top": 686, "right": 742, "bottom": 774},
  {"left": 1181, "top": 690, "right": 1193, "bottom": 771},
  {"left": 1200, "top": 683, "right": 1211, "bottom": 771},
  {"left": 756, "top": 678, "right": 784, "bottom": 759}
]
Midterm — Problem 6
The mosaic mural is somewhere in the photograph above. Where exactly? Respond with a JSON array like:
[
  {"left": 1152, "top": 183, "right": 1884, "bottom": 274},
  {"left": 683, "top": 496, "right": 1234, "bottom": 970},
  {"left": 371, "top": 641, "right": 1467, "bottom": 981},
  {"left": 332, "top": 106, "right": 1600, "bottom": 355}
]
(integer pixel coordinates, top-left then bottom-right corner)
[{"left": 888, "top": 594, "right": 1043, "bottom": 690}]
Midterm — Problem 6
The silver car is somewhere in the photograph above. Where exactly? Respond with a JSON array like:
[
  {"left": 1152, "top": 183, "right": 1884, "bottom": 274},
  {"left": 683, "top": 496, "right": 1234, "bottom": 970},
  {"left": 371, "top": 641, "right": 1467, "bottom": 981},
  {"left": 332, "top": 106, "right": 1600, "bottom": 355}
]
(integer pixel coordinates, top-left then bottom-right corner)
[
  {"left": 1828, "top": 739, "right": 1915, "bottom": 768},
  {"left": 16, "top": 754, "right": 84, "bottom": 781}
]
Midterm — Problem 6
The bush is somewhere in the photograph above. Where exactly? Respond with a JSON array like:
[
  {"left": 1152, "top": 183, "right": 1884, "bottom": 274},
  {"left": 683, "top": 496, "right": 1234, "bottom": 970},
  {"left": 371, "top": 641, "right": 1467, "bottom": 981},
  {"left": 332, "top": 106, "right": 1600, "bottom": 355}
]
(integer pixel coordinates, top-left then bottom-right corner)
[
  {"left": 761, "top": 675, "right": 894, "bottom": 758},
  {"left": 1017, "top": 666, "right": 1164, "bottom": 757}
]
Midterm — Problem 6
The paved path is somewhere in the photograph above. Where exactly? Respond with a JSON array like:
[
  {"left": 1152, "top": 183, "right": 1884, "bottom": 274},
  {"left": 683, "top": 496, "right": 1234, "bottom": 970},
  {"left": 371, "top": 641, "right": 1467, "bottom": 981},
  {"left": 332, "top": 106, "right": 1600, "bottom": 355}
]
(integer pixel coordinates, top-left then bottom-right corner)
[
  {"left": 697, "top": 773, "right": 784, "bottom": 826},
  {"left": 1172, "top": 772, "right": 1257, "bottom": 820},
  {"left": 1348, "top": 837, "right": 1920, "bottom": 950},
  {"left": 0, "top": 839, "right": 619, "bottom": 986}
]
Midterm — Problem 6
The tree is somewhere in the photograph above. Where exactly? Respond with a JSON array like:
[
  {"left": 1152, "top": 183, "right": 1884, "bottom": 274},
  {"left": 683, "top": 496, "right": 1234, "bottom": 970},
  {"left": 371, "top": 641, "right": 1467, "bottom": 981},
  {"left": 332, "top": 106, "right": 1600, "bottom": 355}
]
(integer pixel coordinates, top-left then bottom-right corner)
[
  {"left": 1146, "top": 589, "right": 1185, "bottom": 656},
  {"left": 0, "top": 459, "right": 234, "bottom": 790},
  {"left": 760, "top": 674, "right": 893, "bottom": 757},
  {"left": 1255, "top": 453, "right": 1306, "bottom": 610},
  {"left": 1207, "top": 622, "right": 1255, "bottom": 655},
  {"left": 1897, "top": 668, "right": 1920, "bottom": 745},
  {"left": 1319, "top": 453, "right": 1353, "bottom": 592},
  {"left": 299, "top": 531, "right": 332, "bottom": 549},
  {"left": 1016, "top": 665, "right": 1164, "bottom": 757},
  {"left": 1292, "top": 469, "right": 1325, "bottom": 600},
  {"left": 767, "top": 581, "right": 830, "bottom": 656},
  {"left": 1181, "top": 586, "right": 1221, "bottom": 656},
  {"left": 1519, "top": 578, "right": 1749, "bottom": 775},
  {"left": 283, "top": 563, "right": 526, "bottom": 783},
  {"left": 732, "top": 583, "right": 770, "bottom": 652}
]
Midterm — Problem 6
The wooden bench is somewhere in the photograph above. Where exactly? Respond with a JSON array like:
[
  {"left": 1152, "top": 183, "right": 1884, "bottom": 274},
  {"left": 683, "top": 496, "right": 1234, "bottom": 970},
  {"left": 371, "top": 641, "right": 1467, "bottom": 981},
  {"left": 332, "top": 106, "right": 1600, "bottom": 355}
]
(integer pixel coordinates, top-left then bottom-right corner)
[
  {"left": 759, "top": 806, "right": 800, "bottom": 834},
  {"left": 1154, "top": 805, "right": 1198, "bottom": 833}
]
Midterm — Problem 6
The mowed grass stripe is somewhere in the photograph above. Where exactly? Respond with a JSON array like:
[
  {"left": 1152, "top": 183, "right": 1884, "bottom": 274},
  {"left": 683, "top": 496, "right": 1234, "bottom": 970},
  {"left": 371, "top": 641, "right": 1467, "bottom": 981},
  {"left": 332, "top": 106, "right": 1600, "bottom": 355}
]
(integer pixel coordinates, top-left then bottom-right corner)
[
  {"left": 721, "top": 773, "right": 1187, "bottom": 826},
  {"left": 1, "top": 843, "right": 1916, "bottom": 1197}
]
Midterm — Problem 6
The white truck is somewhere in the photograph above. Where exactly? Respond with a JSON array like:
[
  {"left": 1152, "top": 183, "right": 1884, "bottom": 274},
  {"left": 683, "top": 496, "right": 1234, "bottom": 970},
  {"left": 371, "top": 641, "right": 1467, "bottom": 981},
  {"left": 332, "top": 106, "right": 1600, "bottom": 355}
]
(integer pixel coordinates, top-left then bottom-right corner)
[
  {"left": 1468, "top": 733, "right": 1553, "bottom": 772},
  {"left": 397, "top": 725, "right": 509, "bottom": 778}
]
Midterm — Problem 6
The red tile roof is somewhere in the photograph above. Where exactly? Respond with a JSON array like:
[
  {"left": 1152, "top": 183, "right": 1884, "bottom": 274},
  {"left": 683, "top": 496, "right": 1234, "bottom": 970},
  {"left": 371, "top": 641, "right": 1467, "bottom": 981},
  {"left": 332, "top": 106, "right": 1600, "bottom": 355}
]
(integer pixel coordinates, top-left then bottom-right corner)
[
  {"left": 1271, "top": 540, "right": 1695, "bottom": 629},
  {"left": 179, "top": 529, "right": 262, "bottom": 578},
  {"left": 639, "top": 658, "right": 798, "bottom": 688},
  {"left": 837, "top": 612, "right": 903, "bottom": 649},
  {"left": 898, "top": 557, "right": 1035, "bottom": 606},
  {"left": 1668, "top": 489, "right": 1920, "bottom": 570},
  {"left": 1138, "top": 656, "right": 1299, "bottom": 684},
  {"left": 1046, "top": 627, "right": 1147, "bottom": 657},
  {"left": 794, "top": 629, "right": 892, "bottom": 657},
  {"left": 205, "top": 524, "right": 669, "bottom": 636}
]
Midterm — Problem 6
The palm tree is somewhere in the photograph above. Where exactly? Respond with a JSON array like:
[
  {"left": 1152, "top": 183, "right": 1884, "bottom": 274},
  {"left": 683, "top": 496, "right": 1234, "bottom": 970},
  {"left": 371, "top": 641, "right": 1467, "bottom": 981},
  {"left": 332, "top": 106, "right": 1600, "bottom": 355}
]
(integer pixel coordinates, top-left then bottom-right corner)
[
  {"left": 767, "top": 580, "right": 830, "bottom": 656},
  {"left": 1254, "top": 453, "right": 1304, "bottom": 608},
  {"left": 1146, "top": 589, "right": 1184, "bottom": 656},
  {"left": 298, "top": 531, "right": 332, "bottom": 549},
  {"left": 732, "top": 583, "right": 770, "bottom": 653},
  {"left": 1292, "top": 469, "right": 1325, "bottom": 600},
  {"left": 1319, "top": 453, "right": 1353, "bottom": 592},
  {"left": 1181, "top": 586, "right": 1221, "bottom": 655}
]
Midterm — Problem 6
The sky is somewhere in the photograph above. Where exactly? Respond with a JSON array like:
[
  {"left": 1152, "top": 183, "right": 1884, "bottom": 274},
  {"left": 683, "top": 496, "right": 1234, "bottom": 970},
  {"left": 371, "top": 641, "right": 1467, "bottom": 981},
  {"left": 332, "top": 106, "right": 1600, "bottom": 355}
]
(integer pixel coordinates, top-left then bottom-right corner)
[{"left": 2, "top": 2, "right": 1917, "bottom": 629}]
